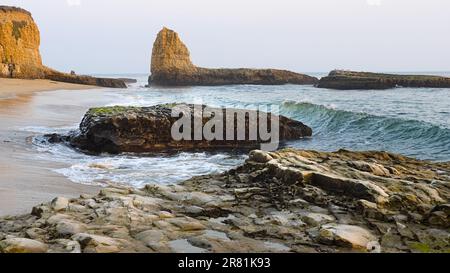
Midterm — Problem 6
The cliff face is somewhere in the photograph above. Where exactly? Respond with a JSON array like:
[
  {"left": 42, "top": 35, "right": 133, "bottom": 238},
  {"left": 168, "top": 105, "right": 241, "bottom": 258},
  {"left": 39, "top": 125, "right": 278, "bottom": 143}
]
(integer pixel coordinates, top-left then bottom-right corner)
[
  {"left": 149, "top": 27, "right": 318, "bottom": 86},
  {"left": 0, "top": 6, "right": 44, "bottom": 78},
  {"left": 318, "top": 70, "right": 450, "bottom": 90},
  {"left": 0, "top": 6, "right": 125, "bottom": 88}
]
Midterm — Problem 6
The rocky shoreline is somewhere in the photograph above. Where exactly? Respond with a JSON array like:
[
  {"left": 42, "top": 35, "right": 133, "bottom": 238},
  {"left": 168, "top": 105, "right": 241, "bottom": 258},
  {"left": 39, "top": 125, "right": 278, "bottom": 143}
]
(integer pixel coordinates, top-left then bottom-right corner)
[
  {"left": 1, "top": 4, "right": 449, "bottom": 255},
  {"left": 1, "top": 149, "right": 448, "bottom": 253},
  {"left": 317, "top": 70, "right": 450, "bottom": 90}
]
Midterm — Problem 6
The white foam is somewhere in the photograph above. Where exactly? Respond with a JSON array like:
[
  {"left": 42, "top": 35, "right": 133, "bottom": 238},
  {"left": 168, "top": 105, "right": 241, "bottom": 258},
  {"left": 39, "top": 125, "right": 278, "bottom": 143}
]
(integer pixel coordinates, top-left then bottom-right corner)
[{"left": 31, "top": 136, "right": 245, "bottom": 187}]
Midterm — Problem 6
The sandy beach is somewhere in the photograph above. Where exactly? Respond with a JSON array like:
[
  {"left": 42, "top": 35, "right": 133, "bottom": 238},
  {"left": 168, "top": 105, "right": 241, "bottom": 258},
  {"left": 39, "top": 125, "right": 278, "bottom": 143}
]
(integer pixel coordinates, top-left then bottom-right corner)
[
  {"left": 0, "top": 78, "right": 102, "bottom": 216},
  {"left": 0, "top": 78, "right": 97, "bottom": 100}
]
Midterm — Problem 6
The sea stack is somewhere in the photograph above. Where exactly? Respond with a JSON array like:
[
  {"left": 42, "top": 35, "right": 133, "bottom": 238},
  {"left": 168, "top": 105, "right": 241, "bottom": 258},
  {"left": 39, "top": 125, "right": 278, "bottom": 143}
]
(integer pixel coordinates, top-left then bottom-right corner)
[
  {"left": 0, "top": 6, "right": 126, "bottom": 88},
  {"left": 149, "top": 27, "right": 318, "bottom": 86},
  {"left": 318, "top": 70, "right": 450, "bottom": 90}
]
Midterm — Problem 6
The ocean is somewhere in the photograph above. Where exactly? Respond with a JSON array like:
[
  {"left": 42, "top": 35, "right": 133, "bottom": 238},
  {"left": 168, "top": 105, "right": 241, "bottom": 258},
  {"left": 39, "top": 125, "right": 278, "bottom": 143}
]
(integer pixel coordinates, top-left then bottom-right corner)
[{"left": 22, "top": 73, "right": 450, "bottom": 188}]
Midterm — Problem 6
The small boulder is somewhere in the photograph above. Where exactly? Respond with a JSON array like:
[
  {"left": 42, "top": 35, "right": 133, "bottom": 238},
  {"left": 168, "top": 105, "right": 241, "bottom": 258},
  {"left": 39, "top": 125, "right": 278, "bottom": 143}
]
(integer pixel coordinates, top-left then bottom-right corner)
[
  {"left": 318, "top": 224, "right": 378, "bottom": 250},
  {"left": 46, "top": 213, "right": 74, "bottom": 225},
  {"left": 0, "top": 238, "right": 48, "bottom": 253},
  {"left": 48, "top": 239, "right": 81, "bottom": 253},
  {"left": 249, "top": 150, "right": 273, "bottom": 163},
  {"left": 135, "top": 230, "right": 167, "bottom": 248},
  {"left": 31, "top": 205, "right": 50, "bottom": 218},
  {"left": 301, "top": 213, "right": 335, "bottom": 227},
  {"left": 51, "top": 197, "right": 69, "bottom": 212},
  {"left": 167, "top": 217, "right": 207, "bottom": 231},
  {"left": 56, "top": 220, "right": 87, "bottom": 237},
  {"left": 72, "top": 233, "right": 121, "bottom": 253}
]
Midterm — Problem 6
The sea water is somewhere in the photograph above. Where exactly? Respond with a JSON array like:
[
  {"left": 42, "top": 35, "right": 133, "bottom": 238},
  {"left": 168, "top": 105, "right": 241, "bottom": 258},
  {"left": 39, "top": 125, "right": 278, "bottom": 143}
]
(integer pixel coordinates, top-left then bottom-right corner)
[{"left": 23, "top": 73, "right": 450, "bottom": 187}]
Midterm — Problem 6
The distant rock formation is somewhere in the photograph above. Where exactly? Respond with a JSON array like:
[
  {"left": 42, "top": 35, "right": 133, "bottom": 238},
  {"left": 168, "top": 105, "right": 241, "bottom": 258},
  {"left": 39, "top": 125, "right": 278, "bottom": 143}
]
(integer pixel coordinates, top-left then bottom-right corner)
[
  {"left": 44, "top": 69, "right": 127, "bottom": 88},
  {"left": 46, "top": 104, "right": 313, "bottom": 154},
  {"left": 116, "top": 78, "right": 138, "bottom": 84},
  {"left": 149, "top": 27, "right": 318, "bottom": 86},
  {"left": 0, "top": 6, "right": 126, "bottom": 88},
  {"left": 318, "top": 70, "right": 450, "bottom": 90}
]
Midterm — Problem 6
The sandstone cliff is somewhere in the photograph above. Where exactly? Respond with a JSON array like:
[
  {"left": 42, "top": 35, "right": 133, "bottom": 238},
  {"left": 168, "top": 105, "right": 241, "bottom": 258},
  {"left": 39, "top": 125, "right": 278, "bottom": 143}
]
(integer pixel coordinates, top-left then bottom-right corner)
[
  {"left": 149, "top": 27, "right": 318, "bottom": 86},
  {"left": 0, "top": 6, "right": 44, "bottom": 78},
  {"left": 318, "top": 70, "right": 450, "bottom": 90},
  {"left": 0, "top": 6, "right": 125, "bottom": 88}
]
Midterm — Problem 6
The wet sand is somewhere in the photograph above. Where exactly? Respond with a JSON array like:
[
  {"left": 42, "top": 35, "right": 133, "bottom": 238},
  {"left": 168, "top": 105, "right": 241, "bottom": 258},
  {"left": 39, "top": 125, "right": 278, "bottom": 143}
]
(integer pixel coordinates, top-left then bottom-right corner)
[
  {"left": 0, "top": 78, "right": 96, "bottom": 100},
  {"left": 0, "top": 82, "right": 116, "bottom": 216}
]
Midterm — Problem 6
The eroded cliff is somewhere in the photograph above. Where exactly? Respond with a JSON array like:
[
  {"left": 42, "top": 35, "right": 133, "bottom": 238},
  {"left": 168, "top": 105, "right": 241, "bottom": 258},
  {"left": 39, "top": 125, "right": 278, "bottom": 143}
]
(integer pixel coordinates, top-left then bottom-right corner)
[
  {"left": 0, "top": 6, "right": 44, "bottom": 78},
  {"left": 0, "top": 6, "right": 126, "bottom": 88}
]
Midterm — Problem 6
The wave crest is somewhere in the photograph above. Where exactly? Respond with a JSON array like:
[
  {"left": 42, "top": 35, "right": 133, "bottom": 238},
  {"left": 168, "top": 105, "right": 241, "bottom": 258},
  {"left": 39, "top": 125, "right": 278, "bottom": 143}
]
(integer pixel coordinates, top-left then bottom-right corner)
[{"left": 280, "top": 100, "right": 450, "bottom": 161}]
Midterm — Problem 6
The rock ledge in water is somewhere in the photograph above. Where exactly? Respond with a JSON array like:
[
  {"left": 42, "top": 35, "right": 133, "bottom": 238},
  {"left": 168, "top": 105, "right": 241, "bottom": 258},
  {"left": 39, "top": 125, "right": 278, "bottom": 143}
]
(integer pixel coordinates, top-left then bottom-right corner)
[
  {"left": 149, "top": 27, "right": 318, "bottom": 86},
  {"left": 52, "top": 104, "right": 312, "bottom": 154},
  {"left": 317, "top": 70, "right": 450, "bottom": 90}
]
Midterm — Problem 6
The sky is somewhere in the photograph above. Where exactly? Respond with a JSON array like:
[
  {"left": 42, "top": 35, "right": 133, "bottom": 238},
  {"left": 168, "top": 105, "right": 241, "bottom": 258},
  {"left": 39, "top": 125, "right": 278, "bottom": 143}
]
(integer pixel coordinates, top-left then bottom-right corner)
[{"left": 2, "top": 0, "right": 450, "bottom": 74}]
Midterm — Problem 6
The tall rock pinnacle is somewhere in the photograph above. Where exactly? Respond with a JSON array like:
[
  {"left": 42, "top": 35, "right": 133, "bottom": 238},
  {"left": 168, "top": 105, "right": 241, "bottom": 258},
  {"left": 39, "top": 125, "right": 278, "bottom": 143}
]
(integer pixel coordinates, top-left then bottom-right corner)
[{"left": 151, "top": 27, "right": 196, "bottom": 76}]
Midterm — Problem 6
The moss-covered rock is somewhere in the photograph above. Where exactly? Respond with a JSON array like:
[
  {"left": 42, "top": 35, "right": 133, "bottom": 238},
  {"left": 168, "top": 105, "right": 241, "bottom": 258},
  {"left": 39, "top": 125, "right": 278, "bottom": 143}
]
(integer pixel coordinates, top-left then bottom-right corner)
[
  {"left": 48, "top": 104, "right": 313, "bottom": 154},
  {"left": 87, "top": 106, "right": 139, "bottom": 116}
]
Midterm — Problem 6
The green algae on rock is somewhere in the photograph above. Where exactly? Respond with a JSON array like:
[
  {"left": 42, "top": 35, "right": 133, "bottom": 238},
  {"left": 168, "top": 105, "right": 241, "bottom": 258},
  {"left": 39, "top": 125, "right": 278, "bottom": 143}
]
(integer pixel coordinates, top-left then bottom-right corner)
[{"left": 48, "top": 104, "right": 313, "bottom": 154}]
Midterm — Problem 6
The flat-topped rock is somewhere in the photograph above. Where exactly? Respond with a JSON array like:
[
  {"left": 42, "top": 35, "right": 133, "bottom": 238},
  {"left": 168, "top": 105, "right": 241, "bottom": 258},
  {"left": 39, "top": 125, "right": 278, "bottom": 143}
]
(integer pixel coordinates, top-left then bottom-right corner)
[
  {"left": 48, "top": 104, "right": 312, "bottom": 154},
  {"left": 317, "top": 70, "right": 450, "bottom": 90},
  {"left": 149, "top": 27, "right": 318, "bottom": 86},
  {"left": 44, "top": 69, "right": 127, "bottom": 88}
]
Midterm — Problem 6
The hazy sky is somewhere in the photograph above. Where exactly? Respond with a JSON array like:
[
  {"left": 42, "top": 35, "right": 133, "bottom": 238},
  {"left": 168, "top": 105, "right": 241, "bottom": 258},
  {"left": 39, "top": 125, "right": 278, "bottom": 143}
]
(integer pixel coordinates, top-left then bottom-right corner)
[{"left": 3, "top": 0, "right": 450, "bottom": 74}]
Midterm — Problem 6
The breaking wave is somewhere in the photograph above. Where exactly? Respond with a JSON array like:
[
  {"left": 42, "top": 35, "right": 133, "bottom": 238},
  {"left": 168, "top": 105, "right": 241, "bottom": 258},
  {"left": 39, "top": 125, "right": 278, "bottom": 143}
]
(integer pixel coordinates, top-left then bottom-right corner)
[{"left": 281, "top": 100, "right": 450, "bottom": 161}]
